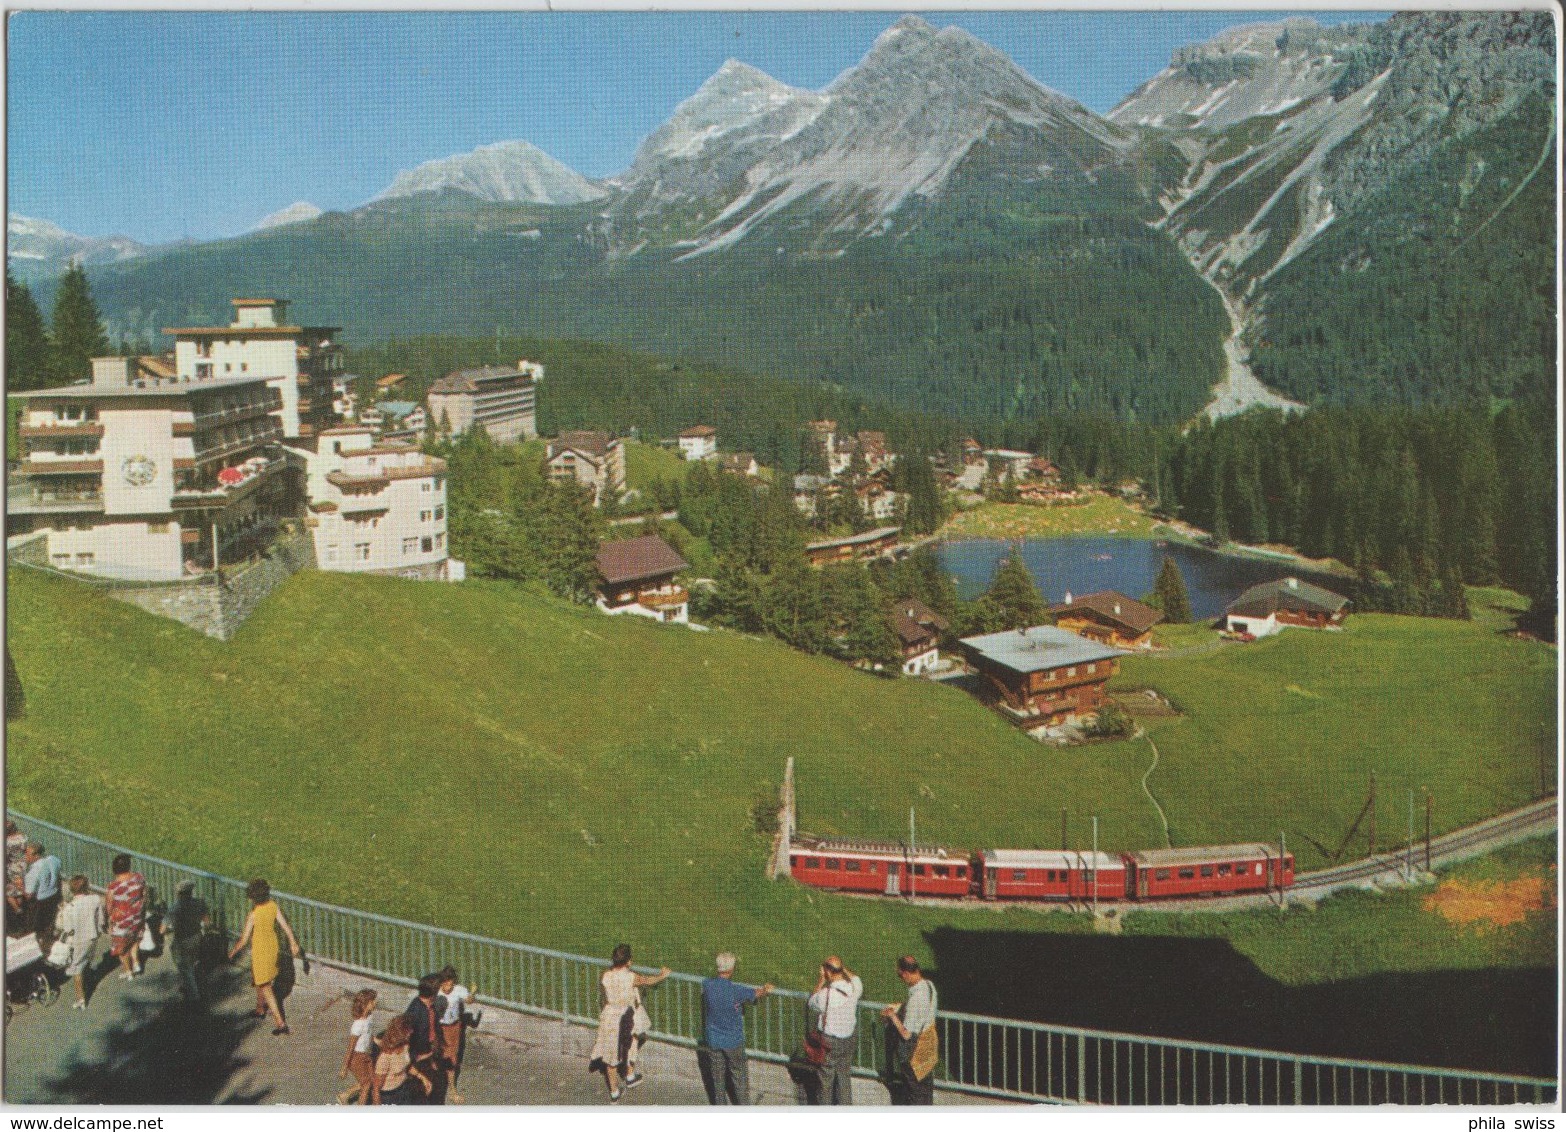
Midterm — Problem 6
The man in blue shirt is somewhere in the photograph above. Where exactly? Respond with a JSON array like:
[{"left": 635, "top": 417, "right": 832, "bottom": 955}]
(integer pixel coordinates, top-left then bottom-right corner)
[
  {"left": 699, "top": 952, "right": 773, "bottom": 1105},
  {"left": 22, "top": 841, "right": 61, "bottom": 948}
]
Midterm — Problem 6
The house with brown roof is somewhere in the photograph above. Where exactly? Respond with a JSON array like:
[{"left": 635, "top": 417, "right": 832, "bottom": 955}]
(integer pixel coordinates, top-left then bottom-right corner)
[
  {"left": 1051, "top": 590, "right": 1164, "bottom": 649},
  {"left": 891, "top": 598, "right": 950, "bottom": 675},
  {"left": 678, "top": 425, "right": 717, "bottom": 461},
  {"left": 804, "top": 526, "right": 900, "bottom": 566},
  {"left": 1224, "top": 577, "right": 1349, "bottom": 638},
  {"left": 596, "top": 534, "right": 690, "bottom": 623},
  {"left": 547, "top": 430, "right": 626, "bottom": 507}
]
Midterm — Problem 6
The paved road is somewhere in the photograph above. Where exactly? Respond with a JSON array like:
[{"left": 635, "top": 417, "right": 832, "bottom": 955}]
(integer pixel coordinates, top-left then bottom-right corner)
[{"left": 4, "top": 945, "right": 997, "bottom": 1106}]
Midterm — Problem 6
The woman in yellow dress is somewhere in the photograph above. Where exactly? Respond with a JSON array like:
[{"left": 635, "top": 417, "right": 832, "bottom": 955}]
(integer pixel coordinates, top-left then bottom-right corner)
[{"left": 228, "top": 878, "right": 301, "bottom": 1035}]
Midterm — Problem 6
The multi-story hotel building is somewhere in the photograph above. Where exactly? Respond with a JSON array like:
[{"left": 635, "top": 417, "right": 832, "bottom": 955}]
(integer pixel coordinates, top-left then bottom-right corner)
[
  {"left": 7, "top": 357, "right": 289, "bottom": 581},
  {"left": 425, "top": 361, "right": 542, "bottom": 443},
  {"left": 164, "top": 298, "right": 344, "bottom": 440},
  {"left": 295, "top": 424, "right": 452, "bottom": 579}
]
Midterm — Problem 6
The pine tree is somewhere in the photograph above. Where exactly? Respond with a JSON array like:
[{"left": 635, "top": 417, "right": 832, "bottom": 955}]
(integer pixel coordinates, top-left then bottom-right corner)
[
  {"left": 985, "top": 551, "right": 1048, "bottom": 630},
  {"left": 5, "top": 273, "right": 52, "bottom": 391},
  {"left": 1153, "top": 556, "right": 1192, "bottom": 624},
  {"left": 898, "top": 451, "right": 945, "bottom": 536},
  {"left": 4, "top": 644, "right": 24, "bottom": 721},
  {"left": 49, "top": 264, "right": 109, "bottom": 384}
]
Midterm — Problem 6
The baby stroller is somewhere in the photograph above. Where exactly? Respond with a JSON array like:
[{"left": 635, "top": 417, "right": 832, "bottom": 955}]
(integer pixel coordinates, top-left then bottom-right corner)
[{"left": 5, "top": 934, "right": 62, "bottom": 1021}]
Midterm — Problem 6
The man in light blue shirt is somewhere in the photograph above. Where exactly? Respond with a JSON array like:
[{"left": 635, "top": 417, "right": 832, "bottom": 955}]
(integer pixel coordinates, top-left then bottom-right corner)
[
  {"left": 23, "top": 841, "right": 62, "bottom": 946},
  {"left": 699, "top": 952, "right": 773, "bottom": 1104}
]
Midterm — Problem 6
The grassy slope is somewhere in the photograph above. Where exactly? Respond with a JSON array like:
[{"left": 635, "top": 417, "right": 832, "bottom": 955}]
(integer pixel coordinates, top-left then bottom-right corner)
[
  {"left": 1111, "top": 614, "right": 1558, "bottom": 865},
  {"left": 5, "top": 568, "right": 1555, "bottom": 1011},
  {"left": 937, "top": 496, "right": 1155, "bottom": 540},
  {"left": 622, "top": 440, "right": 689, "bottom": 493}
]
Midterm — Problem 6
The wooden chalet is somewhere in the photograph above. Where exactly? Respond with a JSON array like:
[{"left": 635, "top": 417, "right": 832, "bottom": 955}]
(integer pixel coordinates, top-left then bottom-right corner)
[
  {"left": 891, "top": 598, "right": 949, "bottom": 676},
  {"left": 959, "top": 625, "right": 1123, "bottom": 726},
  {"left": 596, "top": 534, "right": 690, "bottom": 623},
  {"left": 1224, "top": 577, "right": 1349, "bottom": 638},
  {"left": 804, "top": 526, "right": 900, "bottom": 566},
  {"left": 1050, "top": 590, "right": 1163, "bottom": 649}
]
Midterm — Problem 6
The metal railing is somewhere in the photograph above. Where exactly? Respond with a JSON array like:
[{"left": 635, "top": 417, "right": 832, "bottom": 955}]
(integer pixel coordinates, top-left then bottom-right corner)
[{"left": 6, "top": 811, "right": 1555, "bottom": 1106}]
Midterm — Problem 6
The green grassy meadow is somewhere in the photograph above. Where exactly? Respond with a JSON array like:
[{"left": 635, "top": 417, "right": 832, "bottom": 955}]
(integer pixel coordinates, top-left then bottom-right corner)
[
  {"left": 4, "top": 566, "right": 1555, "bottom": 1010},
  {"left": 938, "top": 495, "right": 1155, "bottom": 540},
  {"left": 1111, "top": 613, "right": 1557, "bottom": 864}
]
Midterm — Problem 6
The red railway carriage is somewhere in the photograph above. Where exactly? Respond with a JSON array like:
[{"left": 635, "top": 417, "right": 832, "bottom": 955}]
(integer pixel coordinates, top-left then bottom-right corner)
[
  {"left": 979, "top": 849, "right": 1125, "bottom": 902},
  {"left": 790, "top": 837, "right": 973, "bottom": 897},
  {"left": 1122, "top": 844, "right": 1293, "bottom": 900}
]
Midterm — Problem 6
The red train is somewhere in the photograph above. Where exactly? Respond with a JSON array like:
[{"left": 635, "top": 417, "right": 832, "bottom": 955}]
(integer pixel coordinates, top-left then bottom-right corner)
[{"left": 789, "top": 838, "right": 1292, "bottom": 903}]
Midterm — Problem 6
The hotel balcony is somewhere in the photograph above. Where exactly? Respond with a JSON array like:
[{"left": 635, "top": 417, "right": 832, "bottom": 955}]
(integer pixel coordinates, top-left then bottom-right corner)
[
  {"left": 6, "top": 483, "right": 106, "bottom": 514},
  {"left": 171, "top": 454, "right": 287, "bottom": 509},
  {"left": 18, "top": 421, "right": 105, "bottom": 440},
  {"left": 636, "top": 585, "right": 689, "bottom": 611}
]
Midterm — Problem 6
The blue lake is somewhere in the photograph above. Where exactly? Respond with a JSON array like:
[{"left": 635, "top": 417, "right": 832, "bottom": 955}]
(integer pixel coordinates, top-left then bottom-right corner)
[{"left": 937, "top": 537, "right": 1325, "bottom": 622}]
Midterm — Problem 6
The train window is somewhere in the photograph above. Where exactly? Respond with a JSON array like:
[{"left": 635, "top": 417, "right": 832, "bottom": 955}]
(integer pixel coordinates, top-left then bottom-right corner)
[
  {"left": 1155, "top": 870, "right": 1170, "bottom": 881},
  {"left": 888, "top": 863, "right": 899, "bottom": 875},
  {"left": 1200, "top": 865, "right": 1213, "bottom": 877},
  {"left": 791, "top": 856, "right": 801, "bottom": 868},
  {"left": 825, "top": 859, "right": 840, "bottom": 870},
  {"left": 913, "top": 865, "right": 926, "bottom": 877},
  {"left": 805, "top": 857, "right": 820, "bottom": 869},
  {"left": 1013, "top": 870, "right": 1028, "bottom": 882},
  {"left": 956, "top": 866, "right": 967, "bottom": 878},
  {"left": 1217, "top": 863, "right": 1232, "bottom": 876},
  {"left": 845, "top": 860, "right": 861, "bottom": 872},
  {"left": 934, "top": 866, "right": 949, "bottom": 878},
  {"left": 1178, "top": 868, "right": 1196, "bottom": 880}
]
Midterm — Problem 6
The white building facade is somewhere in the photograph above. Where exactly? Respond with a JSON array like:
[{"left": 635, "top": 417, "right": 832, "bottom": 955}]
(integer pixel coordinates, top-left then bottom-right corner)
[
  {"left": 678, "top": 426, "right": 717, "bottom": 461},
  {"left": 295, "top": 426, "right": 454, "bottom": 580},
  {"left": 9, "top": 362, "right": 288, "bottom": 581}
]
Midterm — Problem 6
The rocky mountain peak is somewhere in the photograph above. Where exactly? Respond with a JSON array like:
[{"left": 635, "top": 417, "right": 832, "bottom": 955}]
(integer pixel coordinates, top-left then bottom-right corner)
[{"left": 374, "top": 140, "right": 605, "bottom": 206}]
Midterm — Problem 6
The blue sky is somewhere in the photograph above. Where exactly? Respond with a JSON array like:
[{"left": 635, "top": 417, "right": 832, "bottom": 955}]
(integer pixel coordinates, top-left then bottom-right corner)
[{"left": 7, "top": 10, "right": 1387, "bottom": 245}]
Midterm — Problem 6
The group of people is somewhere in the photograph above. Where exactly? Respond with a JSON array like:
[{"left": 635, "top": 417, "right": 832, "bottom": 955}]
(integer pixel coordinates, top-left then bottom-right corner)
[
  {"left": 337, "top": 968, "right": 478, "bottom": 1105},
  {"left": 594, "top": 945, "right": 939, "bottom": 1106}
]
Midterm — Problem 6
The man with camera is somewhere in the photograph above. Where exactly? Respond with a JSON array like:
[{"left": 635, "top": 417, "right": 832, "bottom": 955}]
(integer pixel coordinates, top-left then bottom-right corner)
[{"left": 807, "top": 955, "right": 863, "bottom": 1104}]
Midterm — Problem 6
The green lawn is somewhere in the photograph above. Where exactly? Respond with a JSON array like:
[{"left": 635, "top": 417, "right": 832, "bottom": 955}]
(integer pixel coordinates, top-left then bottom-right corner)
[
  {"left": 1148, "top": 622, "right": 1221, "bottom": 650},
  {"left": 4, "top": 568, "right": 1555, "bottom": 1009},
  {"left": 622, "top": 439, "right": 689, "bottom": 493},
  {"left": 937, "top": 495, "right": 1155, "bottom": 540},
  {"left": 1110, "top": 613, "right": 1557, "bottom": 868}
]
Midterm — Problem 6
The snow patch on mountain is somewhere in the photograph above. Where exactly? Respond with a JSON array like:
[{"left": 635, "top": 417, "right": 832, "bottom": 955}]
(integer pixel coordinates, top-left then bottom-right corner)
[
  {"left": 375, "top": 141, "right": 606, "bottom": 206},
  {"left": 6, "top": 213, "right": 147, "bottom": 275},
  {"left": 253, "top": 201, "right": 323, "bottom": 231}
]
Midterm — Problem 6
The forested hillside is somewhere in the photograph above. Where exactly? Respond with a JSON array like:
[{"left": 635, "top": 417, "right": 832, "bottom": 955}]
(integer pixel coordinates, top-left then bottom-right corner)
[{"left": 1251, "top": 93, "right": 1556, "bottom": 407}]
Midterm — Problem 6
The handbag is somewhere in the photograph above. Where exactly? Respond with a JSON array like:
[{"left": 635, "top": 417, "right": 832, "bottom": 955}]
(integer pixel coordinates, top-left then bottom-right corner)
[
  {"left": 910, "top": 1024, "right": 940, "bottom": 1081},
  {"left": 803, "top": 1008, "right": 828, "bottom": 1066},
  {"left": 47, "top": 938, "right": 73, "bottom": 967},
  {"left": 138, "top": 923, "right": 157, "bottom": 952}
]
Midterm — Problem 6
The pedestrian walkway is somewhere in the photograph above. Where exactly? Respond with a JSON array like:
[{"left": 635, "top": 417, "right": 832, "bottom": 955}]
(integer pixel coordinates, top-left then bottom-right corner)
[{"left": 4, "top": 945, "right": 995, "bottom": 1106}]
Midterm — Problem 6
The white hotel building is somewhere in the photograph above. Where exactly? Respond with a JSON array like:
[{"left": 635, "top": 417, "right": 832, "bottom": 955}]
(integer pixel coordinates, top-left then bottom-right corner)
[
  {"left": 295, "top": 425, "right": 454, "bottom": 580},
  {"left": 8, "top": 358, "right": 288, "bottom": 581}
]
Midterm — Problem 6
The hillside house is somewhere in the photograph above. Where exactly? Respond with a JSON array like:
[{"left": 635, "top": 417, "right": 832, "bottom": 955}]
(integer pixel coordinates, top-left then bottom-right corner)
[
  {"left": 165, "top": 297, "right": 344, "bottom": 440},
  {"left": 852, "top": 430, "right": 892, "bottom": 475},
  {"left": 375, "top": 401, "right": 426, "bottom": 444},
  {"left": 960, "top": 625, "right": 1123, "bottom": 726},
  {"left": 8, "top": 359, "right": 290, "bottom": 580},
  {"left": 792, "top": 473, "right": 835, "bottom": 518},
  {"left": 678, "top": 425, "right": 717, "bottom": 461},
  {"left": 375, "top": 373, "right": 406, "bottom": 393},
  {"left": 1051, "top": 590, "right": 1163, "bottom": 649},
  {"left": 892, "top": 598, "right": 949, "bottom": 676},
  {"left": 596, "top": 534, "right": 689, "bottom": 623},
  {"left": 294, "top": 424, "right": 453, "bottom": 580},
  {"left": 804, "top": 526, "right": 900, "bottom": 566},
  {"left": 547, "top": 430, "right": 626, "bottom": 506},
  {"left": 1224, "top": 577, "right": 1350, "bottom": 637},
  {"left": 426, "top": 361, "right": 542, "bottom": 443}
]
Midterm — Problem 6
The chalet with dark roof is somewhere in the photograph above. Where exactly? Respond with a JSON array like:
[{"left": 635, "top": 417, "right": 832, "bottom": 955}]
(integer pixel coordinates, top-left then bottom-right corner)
[
  {"left": 1224, "top": 577, "right": 1349, "bottom": 638},
  {"left": 596, "top": 534, "right": 690, "bottom": 624},
  {"left": 891, "top": 598, "right": 950, "bottom": 676},
  {"left": 1051, "top": 590, "right": 1164, "bottom": 649},
  {"left": 547, "top": 430, "right": 626, "bottom": 507}
]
